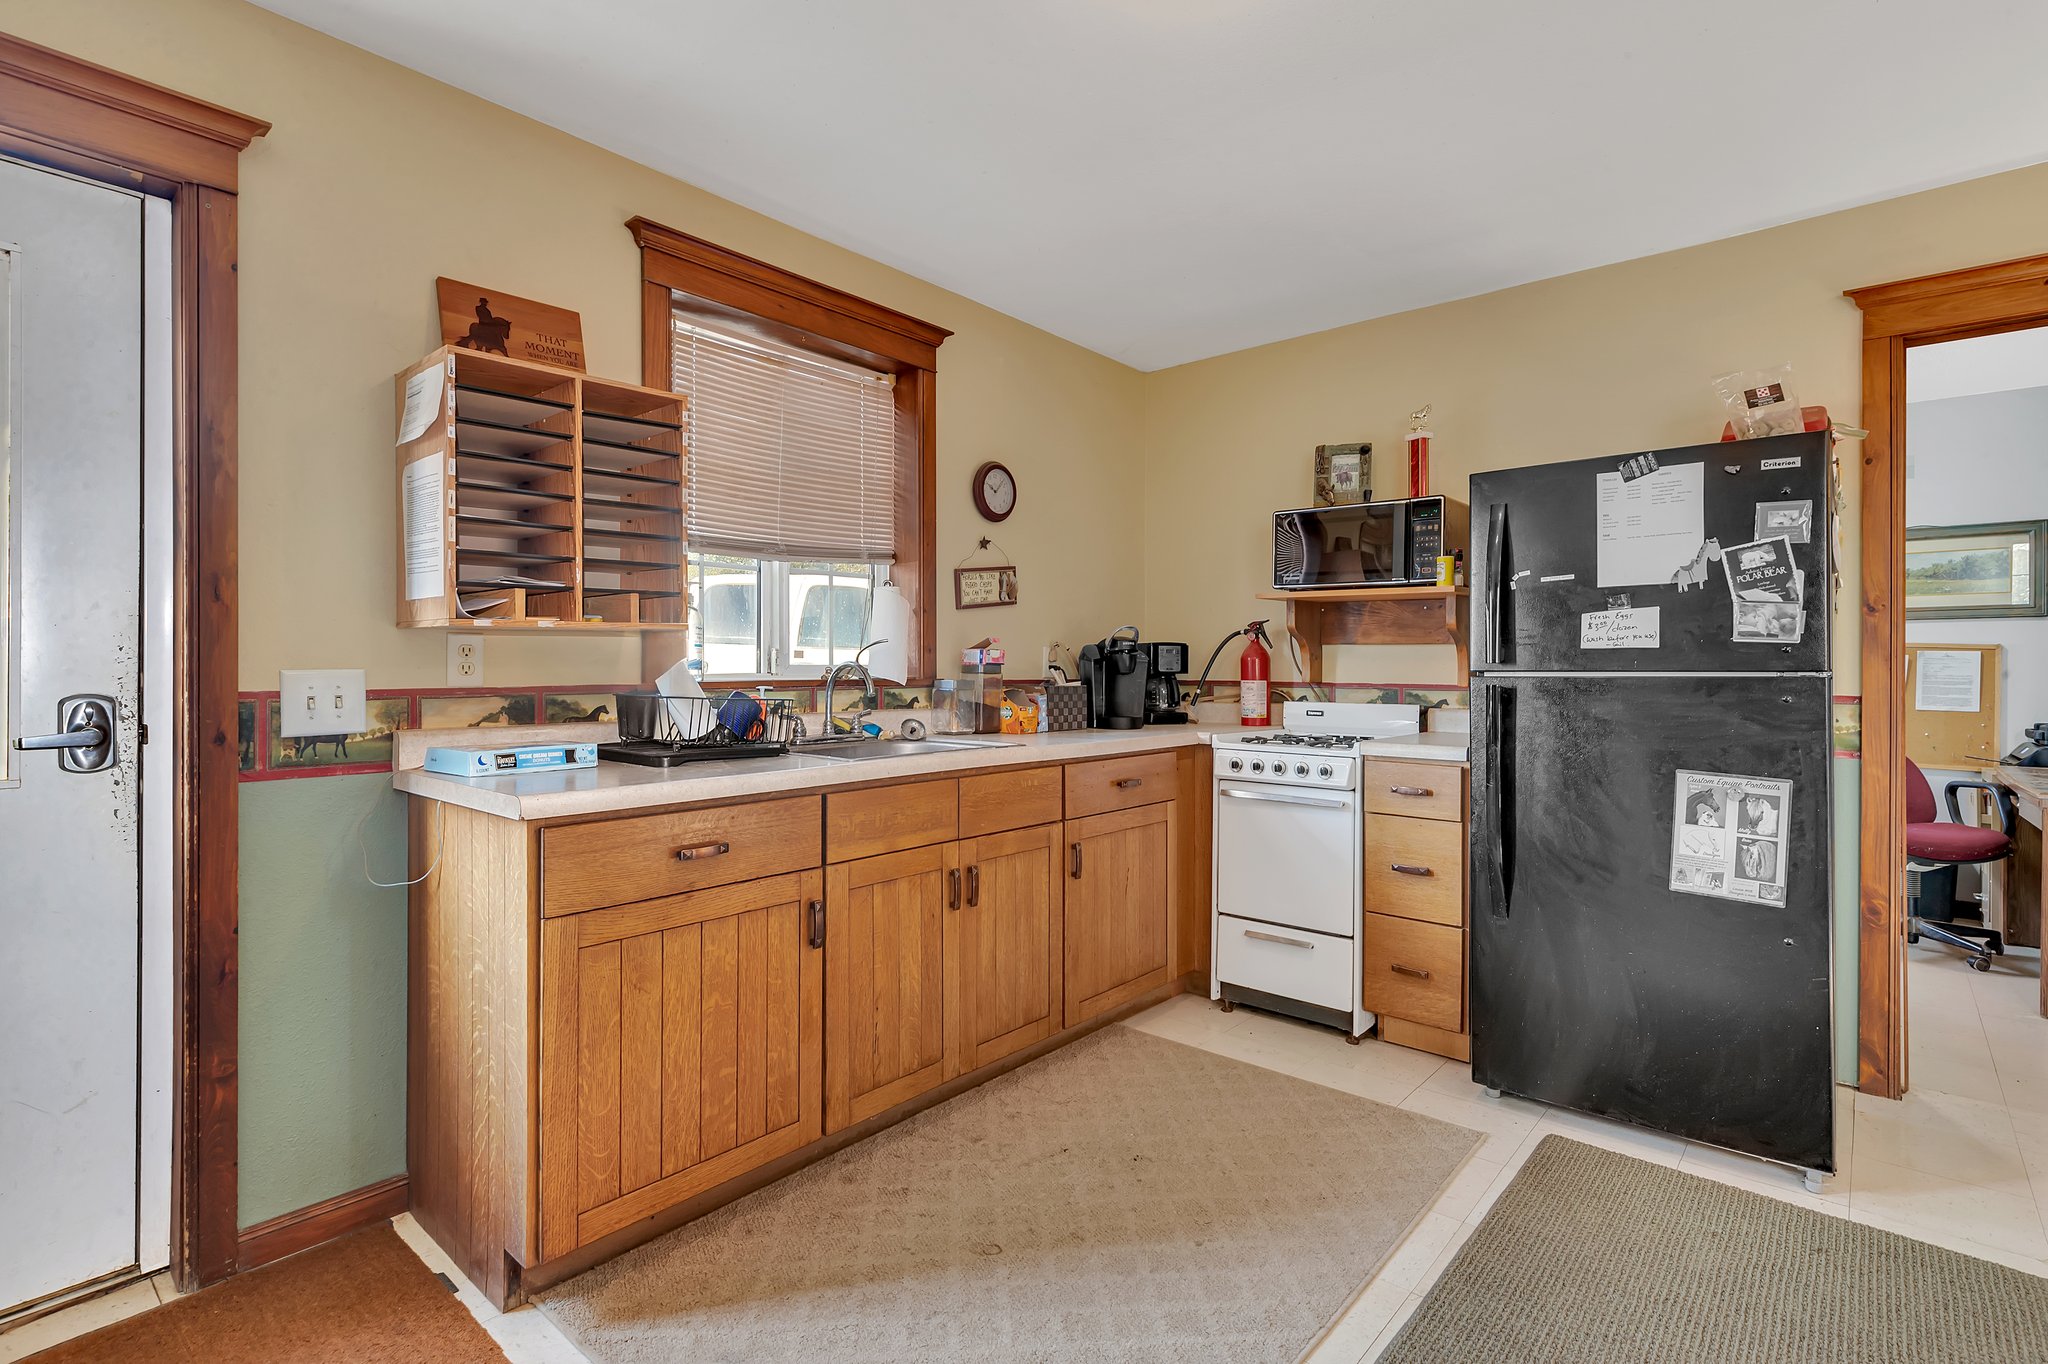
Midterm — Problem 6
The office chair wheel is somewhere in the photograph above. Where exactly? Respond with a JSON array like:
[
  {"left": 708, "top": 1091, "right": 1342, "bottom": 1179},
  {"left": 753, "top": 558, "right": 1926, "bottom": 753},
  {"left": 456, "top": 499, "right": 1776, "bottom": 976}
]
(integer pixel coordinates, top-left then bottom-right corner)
[{"left": 1968, "top": 954, "right": 1992, "bottom": 972}]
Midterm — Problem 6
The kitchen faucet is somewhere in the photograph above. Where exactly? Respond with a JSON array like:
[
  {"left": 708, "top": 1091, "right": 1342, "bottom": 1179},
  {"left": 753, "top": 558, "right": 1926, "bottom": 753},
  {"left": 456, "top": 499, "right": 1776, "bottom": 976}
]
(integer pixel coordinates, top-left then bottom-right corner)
[{"left": 822, "top": 639, "right": 887, "bottom": 738}]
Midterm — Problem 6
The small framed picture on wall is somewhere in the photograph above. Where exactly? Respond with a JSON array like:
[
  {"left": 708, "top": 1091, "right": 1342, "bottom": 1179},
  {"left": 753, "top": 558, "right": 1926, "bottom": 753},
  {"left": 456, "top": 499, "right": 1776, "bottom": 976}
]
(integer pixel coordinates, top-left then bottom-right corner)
[{"left": 955, "top": 565, "right": 1018, "bottom": 609}]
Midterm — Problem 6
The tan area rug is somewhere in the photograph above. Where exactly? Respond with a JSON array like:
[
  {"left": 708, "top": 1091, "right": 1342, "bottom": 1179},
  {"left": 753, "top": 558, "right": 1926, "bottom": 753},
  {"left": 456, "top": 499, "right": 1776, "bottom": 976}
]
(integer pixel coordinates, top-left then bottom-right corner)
[
  {"left": 541, "top": 1024, "right": 1480, "bottom": 1363},
  {"left": 25, "top": 1224, "right": 505, "bottom": 1364},
  {"left": 1382, "top": 1135, "right": 2048, "bottom": 1363}
]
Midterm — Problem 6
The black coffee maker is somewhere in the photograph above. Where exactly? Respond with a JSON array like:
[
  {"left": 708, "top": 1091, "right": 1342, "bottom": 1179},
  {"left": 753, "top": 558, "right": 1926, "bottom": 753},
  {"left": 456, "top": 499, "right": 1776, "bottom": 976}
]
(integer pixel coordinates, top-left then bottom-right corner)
[
  {"left": 1079, "top": 627, "right": 1148, "bottom": 729},
  {"left": 1140, "top": 641, "right": 1191, "bottom": 725}
]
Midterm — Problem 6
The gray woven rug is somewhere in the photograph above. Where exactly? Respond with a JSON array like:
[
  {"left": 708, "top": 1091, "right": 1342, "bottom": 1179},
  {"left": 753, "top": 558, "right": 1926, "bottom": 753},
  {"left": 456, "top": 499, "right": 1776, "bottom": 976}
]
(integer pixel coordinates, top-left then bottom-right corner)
[
  {"left": 1383, "top": 1134, "right": 2048, "bottom": 1363},
  {"left": 540, "top": 1023, "right": 1481, "bottom": 1363}
]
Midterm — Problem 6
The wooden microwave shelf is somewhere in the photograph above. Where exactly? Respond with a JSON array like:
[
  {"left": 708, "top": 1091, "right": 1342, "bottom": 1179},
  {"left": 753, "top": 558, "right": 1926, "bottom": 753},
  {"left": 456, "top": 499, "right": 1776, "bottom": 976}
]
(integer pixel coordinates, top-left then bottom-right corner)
[
  {"left": 1254, "top": 586, "right": 1470, "bottom": 685},
  {"left": 396, "top": 346, "right": 692, "bottom": 633}
]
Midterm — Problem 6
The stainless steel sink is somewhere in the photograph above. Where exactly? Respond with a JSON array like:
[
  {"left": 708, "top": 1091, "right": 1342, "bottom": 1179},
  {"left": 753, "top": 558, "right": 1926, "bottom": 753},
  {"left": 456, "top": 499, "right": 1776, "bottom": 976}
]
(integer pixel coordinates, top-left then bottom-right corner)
[{"left": 800, "top": 737, "right": 1019, "bottom": 762}]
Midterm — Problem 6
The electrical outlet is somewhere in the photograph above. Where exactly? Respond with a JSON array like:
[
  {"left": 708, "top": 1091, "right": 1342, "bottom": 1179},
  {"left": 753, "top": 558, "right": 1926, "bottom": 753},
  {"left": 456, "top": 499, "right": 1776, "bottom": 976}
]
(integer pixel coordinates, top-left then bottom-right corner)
[
  {"left": 448, "top": 635, "right": 484, "bottom": 686},
  {"left": 278, "top": 669, "right": 367, "bottom": 739}
]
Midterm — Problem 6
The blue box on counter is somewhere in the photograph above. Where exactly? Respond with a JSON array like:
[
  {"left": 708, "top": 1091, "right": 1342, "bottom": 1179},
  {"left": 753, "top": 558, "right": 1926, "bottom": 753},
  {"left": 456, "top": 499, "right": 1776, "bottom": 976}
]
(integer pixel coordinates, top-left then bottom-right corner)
[{"left": 423, "top": 743, "right": 597, "bottom": 778}]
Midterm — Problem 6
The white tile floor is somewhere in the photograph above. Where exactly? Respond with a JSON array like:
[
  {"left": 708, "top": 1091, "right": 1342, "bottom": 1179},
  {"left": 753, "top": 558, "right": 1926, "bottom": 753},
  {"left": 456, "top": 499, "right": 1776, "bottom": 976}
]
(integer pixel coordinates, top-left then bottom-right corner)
[{"left": 9, "top": 946, "right": 2045, "bottom": 1363}]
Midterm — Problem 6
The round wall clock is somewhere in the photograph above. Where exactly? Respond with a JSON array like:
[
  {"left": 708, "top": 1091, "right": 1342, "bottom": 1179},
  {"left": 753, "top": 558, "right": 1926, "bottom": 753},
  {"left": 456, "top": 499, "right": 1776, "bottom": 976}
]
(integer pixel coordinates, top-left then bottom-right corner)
[{"left": 972, "top": 461, "right": 1017, "bottom": 522}]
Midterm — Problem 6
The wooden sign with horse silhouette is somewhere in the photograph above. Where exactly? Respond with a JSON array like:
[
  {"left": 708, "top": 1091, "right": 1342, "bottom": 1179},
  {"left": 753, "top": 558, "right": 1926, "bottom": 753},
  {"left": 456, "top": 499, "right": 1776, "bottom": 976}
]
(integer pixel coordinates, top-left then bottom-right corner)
[{"left": 436, "top": 277, "right": 586, "bottom": 370}]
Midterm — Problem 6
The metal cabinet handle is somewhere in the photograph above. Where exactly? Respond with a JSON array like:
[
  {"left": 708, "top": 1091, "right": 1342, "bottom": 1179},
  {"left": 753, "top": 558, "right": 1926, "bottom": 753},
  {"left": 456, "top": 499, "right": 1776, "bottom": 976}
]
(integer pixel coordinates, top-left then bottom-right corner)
[
  {"left": 1388, "top": 785, "right": 1435, "bottom": 798},
  {"left": 1114, "top": 777, "right": 1144, "bottom": 789},
  {"left": 1390, "top": 963, "right": 1431, "bottom": 980},
  {"left": 1390, "top": 863, "right": 1434, "bottom": 877},
  {"left": 1245, "top": 929, "right": 1314, "bottom": 949},
  {"left": 676, "top": 841, "right": 732, "bottom": 862},
  {"left": 1069, "top": 842, "right": 1083, "bottom": 879},
  {"left": 948, "top": 866, "right": 962, "bottom": 910},
  {"left": 807, "top": 899, "right": 825, "bottom": 950},
  {"left": 966, "top": 864, "right": 980, "bottom": 907}
]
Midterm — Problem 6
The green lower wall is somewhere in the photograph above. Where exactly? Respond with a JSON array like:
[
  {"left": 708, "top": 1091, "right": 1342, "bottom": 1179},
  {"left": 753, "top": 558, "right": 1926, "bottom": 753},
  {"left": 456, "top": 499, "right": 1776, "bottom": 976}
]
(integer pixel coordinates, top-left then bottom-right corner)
[
  {"left": 237, "top": 774, "right": 408, "bottom": 1227},
  {"left": 230, "top": 755, "right": 1866, "bottom": 1226}
]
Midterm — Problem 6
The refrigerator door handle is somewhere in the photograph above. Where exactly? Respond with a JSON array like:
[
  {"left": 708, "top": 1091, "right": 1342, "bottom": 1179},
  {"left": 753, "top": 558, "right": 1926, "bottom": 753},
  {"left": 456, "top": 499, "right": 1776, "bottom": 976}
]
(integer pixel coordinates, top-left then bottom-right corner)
[
  {"left": 1481, "top": 682, "right": 1512, "bottom": 920},
  {"left": 1483, "top": 501, "right": 1507, "bottom": 668}
]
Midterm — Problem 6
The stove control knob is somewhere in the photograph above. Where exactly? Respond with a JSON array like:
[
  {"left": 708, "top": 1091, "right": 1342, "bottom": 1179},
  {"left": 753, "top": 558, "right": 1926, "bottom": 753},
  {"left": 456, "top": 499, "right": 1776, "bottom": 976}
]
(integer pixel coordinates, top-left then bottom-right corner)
[
  {"left": 1293, "top": 762, "right": 1310, "bottom": 777},
  {"left": 1249, "top": 760, "right": 1265, "bottom": 774},
  {"left": 1317, "top": 764, "right": 1334, "bottom": 780},
  {"left": 1226, "top": 757, "right": 1243, "bottom": 773}
]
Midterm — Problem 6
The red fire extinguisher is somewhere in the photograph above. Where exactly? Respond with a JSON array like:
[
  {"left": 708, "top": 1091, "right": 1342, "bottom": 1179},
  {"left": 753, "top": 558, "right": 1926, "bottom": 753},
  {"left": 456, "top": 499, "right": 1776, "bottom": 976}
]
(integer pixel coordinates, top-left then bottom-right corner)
[{"left": 1239, "top": 620, "right": 1272, "bottom": 727}]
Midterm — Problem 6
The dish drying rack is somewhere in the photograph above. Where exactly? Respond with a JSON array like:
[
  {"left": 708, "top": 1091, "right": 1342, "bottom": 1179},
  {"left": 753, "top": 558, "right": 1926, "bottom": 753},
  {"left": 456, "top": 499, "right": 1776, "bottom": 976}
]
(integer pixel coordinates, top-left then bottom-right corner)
[{"left": 598, "top": 691, "right": 807, "bottom": 768}]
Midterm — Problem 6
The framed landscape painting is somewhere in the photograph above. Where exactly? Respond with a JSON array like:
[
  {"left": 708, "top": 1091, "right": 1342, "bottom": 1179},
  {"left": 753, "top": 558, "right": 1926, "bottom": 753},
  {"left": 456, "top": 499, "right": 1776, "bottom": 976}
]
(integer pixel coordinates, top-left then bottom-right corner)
[{"left": 1904, "top": 521, "right": 2048, "bottom": 620}]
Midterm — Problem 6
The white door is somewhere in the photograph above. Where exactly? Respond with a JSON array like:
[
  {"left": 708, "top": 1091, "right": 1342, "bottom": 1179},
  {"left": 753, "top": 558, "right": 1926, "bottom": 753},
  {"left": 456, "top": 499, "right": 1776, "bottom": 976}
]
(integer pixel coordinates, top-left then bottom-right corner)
[{"left": 0, "top": 157, "right": 152, "bottom": 1313}]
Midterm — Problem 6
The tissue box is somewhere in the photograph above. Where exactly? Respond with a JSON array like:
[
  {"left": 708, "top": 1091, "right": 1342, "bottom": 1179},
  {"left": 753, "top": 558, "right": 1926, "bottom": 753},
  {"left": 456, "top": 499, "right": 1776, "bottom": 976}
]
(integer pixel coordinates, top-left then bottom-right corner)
[{"left": 1042, "top": 682, "right": 1086, "bottom": 731}]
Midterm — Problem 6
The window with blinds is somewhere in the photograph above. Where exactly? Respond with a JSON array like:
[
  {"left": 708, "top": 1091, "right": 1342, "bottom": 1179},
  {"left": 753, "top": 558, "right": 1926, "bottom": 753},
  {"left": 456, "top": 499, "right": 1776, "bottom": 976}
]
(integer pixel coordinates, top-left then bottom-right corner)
[{"left": 672, "top": 313, "right": 897, "bottom": 563}]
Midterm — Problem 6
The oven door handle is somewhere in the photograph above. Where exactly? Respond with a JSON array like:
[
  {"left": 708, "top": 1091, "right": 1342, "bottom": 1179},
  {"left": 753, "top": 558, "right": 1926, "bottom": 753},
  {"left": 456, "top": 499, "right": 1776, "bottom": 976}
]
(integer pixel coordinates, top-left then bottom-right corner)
[{"left": 1218, "top": 787, "right": 1351, "bottom": 810}]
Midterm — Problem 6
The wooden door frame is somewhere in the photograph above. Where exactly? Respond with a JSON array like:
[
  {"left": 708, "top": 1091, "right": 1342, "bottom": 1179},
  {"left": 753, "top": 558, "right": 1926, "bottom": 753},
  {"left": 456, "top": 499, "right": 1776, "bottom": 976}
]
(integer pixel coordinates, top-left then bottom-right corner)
[
  {"left": 1845, "top": 253, "right": 2048, "bottom": 1099},
  {"left": 0, "top": 35, "right": 268, "bottom": 1288}
]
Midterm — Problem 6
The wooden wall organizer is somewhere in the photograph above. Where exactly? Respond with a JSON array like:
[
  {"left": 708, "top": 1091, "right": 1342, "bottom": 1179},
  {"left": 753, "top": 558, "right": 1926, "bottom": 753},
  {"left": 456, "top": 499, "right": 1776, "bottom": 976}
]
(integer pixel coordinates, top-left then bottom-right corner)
[
  {"left": 1255, "top": 585, "right": 1470, "bottom": 686},
  {"left": 396, "top": 347, "right": 689, "bottom": 632}
]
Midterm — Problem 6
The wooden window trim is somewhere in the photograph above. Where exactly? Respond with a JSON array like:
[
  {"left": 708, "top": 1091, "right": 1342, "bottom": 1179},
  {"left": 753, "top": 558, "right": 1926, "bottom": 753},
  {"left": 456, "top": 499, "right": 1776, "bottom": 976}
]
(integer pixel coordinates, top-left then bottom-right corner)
[
  {"left": 629, "top": 218, "right": 950, "bottom": 686},
  {"left": 1845, "top": 253, "right": 2048, "bottom": 1100},
  {"left": 0, "top": 33, "right": 268, "bottom": 1289}
]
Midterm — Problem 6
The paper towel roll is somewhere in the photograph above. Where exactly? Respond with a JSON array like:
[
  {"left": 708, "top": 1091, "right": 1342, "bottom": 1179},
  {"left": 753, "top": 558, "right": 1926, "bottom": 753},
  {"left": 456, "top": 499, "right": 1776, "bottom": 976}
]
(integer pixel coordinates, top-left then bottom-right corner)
[{"left": 867, "top": 582, "right": 912, "bottom": 683}]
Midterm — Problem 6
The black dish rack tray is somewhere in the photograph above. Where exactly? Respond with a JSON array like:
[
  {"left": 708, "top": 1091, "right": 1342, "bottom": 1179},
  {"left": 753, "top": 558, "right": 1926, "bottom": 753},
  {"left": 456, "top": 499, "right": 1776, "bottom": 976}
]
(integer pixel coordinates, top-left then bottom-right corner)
[{"left": 599, "top": 691, "right": 804, "bottom": 768}]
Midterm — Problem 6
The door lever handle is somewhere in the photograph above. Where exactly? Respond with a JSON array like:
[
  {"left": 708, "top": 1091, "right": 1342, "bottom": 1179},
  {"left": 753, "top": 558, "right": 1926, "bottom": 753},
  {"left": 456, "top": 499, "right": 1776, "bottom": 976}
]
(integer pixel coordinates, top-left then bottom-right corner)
[
  {"left": 15, "top": 725, "right": 108, "bottom": 751},
  {"left": 14, "top": 695, "right": 118, "bottom": 773}
]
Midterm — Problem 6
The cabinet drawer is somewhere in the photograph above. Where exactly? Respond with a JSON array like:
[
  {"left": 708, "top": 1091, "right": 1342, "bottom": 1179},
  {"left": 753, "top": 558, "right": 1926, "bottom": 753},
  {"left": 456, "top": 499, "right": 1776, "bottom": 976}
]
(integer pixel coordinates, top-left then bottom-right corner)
[
  {"left": 1362, "top": 913, "right": 1463, "bottom": 1032},
  {"left": 1361, "top": 760, "right": 1463, "bottom": 822},
  {"left": 959, "top": 766, "right": 1063, "bottom": 839},
  {"left": 1215, "top": 914, "right": 1352, "bottom": 1013},
  {"left": 1064, "top": 751, "right": 1177, "bottom": 819},
  {"left": 541, "top": 796, "right": 821, "bottom": 915},
  {"left": 826, "top": 779, "right": 958, "bottom": 861},
  {"left": 1365, "top": 815, "right": 1465, "bottom": 927}
]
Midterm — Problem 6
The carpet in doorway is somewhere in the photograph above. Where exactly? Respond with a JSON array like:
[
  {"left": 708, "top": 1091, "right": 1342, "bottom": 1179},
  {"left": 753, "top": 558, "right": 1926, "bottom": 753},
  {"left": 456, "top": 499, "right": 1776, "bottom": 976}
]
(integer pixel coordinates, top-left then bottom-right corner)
[
  {"left": 26, "top": 1224, "right": 505, "bottom": 1364},
  {"left": 540, "top": 1024, "right": 1482, "bottom": 1363},
  {"left": 1380, "top": 1135, "right": 2048, "bottom": 1363}
]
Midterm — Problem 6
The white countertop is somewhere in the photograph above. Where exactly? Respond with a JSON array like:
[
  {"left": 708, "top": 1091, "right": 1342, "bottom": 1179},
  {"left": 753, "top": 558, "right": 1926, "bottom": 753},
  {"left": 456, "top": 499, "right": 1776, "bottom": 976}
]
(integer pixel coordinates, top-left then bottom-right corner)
[{"left": 394, "top": 720, "right": 1469, "bottom": 822}]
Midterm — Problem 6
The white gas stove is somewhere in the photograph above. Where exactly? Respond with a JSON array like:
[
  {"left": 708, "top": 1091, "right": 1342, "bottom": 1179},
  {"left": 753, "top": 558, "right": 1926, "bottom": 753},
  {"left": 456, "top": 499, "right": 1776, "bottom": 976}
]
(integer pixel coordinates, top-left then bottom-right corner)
[{"left": 1210, "top": 703, "right": 1423, "bottom": 1040}]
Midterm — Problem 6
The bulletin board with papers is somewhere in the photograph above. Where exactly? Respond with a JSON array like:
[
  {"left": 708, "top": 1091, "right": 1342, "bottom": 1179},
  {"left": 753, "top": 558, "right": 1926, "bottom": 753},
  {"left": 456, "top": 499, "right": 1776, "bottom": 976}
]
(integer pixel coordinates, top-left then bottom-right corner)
[{"left": 1904, "top": 643, "right": 2001, "bottom": 772}]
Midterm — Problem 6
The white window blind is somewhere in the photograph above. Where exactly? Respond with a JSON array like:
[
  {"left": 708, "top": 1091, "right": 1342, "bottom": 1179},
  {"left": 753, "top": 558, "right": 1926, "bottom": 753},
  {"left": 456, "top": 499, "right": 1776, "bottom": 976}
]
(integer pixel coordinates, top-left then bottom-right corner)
[{"left": 672, "top": 312, "right": 897, "bottom": 562}]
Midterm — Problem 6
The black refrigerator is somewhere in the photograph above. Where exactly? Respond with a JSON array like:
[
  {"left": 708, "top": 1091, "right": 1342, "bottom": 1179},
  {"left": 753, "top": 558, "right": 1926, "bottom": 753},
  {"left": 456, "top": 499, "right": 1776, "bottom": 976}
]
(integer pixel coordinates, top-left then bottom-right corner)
[{"left": 1468, "top": 430, "right": 1835, "bottom": 1174}]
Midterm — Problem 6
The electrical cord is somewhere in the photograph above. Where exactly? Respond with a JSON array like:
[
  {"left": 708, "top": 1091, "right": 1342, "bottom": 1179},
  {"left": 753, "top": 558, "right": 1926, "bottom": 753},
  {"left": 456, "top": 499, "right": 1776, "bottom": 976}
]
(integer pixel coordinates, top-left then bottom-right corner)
[{"left": 361, "top": 798, "right": 445, "bottom": 889}]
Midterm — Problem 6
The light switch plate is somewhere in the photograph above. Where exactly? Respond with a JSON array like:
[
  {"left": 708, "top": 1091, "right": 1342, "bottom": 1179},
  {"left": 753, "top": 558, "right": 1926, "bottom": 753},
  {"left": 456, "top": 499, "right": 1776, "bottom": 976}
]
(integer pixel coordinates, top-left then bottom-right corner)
[{"left": 278, "top": 668, "right": 367, "bottom": 738}]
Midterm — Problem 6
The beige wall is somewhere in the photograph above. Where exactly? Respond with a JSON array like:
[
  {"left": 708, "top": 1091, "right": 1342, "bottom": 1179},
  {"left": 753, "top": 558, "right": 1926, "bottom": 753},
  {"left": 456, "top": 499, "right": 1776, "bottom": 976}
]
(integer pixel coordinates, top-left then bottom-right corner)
[
  {"left": 1142, "top": 162, "right": 2048, "bottom": 691},
  {"left": 7, "top": 0, "right": 1147, "bottom": 691}
]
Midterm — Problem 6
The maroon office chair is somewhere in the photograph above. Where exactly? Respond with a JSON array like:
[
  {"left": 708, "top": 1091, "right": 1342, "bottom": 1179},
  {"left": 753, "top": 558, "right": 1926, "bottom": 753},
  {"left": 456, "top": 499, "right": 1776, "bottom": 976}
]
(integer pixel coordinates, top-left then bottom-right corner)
[{"left": 1905, "top": 758, "right": 2016, "bottom": 971}]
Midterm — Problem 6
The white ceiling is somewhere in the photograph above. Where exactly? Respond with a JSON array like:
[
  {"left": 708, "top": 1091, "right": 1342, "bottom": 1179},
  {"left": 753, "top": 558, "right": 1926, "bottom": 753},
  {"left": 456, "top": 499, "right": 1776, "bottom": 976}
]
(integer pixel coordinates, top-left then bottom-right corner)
[
  {"left": 1908, "top": 327, "right": 2048, "bottom": 403},
  {"left": 256, "top": 0, "right": 2048, "bottom": 371}
]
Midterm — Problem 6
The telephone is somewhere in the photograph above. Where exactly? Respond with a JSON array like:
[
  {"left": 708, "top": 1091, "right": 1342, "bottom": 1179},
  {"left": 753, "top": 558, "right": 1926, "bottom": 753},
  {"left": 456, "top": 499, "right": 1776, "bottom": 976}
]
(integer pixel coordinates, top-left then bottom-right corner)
[{"left": 2002, "top": 723, "right": 2048, "bottom": 767}]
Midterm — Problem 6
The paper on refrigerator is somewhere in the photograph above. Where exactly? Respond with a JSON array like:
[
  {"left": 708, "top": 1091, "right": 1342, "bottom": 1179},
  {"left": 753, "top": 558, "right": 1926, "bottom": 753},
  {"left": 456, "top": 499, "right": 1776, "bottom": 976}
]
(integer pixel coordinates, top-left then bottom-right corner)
[
  {"left": 1669, "top": 769, "right": 1791, "bottom": 905},
  {"left": 1595, "top": 462, "right": 1705, "bottom": 588}
]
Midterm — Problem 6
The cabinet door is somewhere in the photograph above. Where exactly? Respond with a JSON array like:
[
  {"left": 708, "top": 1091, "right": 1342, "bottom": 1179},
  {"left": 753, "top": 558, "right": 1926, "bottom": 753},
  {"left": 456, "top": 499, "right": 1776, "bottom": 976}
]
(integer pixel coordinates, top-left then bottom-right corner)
[
  {"left": 825, "top": 844, "right": 959, "bottom": 1132},
  {"left": 538, "top": 871, "right": 823, "bottom": 1260},
  {"left": 1063, "top": 802, "right": 1175, "bottom": 1026},
  {"left": 958, "top": 824, "right": 1063, "bottom": 1071}
]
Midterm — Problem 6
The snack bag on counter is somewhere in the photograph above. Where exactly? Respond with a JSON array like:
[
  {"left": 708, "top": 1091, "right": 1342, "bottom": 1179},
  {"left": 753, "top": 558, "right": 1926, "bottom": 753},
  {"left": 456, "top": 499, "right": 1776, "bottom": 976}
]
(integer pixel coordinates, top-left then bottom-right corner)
[
  {"left": 1714, "top": 365, "right": 1803, "bottom": 439},
  {"left": 1000, "top": 687, "right": 1041, "bottom": 735}
]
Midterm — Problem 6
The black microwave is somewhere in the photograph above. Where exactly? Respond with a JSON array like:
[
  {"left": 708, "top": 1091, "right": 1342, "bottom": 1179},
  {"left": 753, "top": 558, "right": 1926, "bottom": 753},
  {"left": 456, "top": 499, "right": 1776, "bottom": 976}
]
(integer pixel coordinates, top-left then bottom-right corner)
[{"left": 1271, "top": 495, "right": 1468, "bottom": 590}]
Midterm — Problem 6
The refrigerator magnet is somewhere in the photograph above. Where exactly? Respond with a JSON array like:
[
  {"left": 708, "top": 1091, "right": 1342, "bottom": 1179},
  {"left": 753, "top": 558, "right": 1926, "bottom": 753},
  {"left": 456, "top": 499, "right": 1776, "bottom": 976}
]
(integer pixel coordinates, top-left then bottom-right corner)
[
  {"left": 1720, "top": 536, "right": 1801, "bottom": 604},
  {"left": 1753, "top": 499, "right": 1813, "bottom": 544}
]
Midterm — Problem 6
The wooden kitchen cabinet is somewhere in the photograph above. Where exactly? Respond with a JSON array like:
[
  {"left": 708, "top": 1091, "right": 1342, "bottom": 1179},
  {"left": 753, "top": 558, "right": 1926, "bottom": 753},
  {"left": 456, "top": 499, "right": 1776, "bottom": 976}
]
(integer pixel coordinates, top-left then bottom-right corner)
[
  {"left": 958, "top": 824, "right": 1064, "bottom": 1071},
  {"left": 1063, "top": 802, "right": 1176, "bottom": 1026},
  {"left": 537, "top": 869, "right": 824, "bottom": 1261},
  {"left": 824, "top": 844, "right": 958, "bottom": 1131},
  {"left": 1362, "top": 758, "right": 1472, "bottom": 1061}
]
